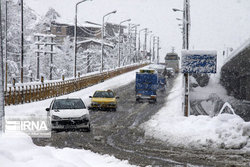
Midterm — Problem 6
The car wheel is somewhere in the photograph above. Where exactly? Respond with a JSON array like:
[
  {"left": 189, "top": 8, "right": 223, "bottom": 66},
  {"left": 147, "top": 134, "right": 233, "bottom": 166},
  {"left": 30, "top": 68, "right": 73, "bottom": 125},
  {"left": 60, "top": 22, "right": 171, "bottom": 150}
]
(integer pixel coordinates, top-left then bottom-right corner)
[
  {"left": 136, "top": 98, "right": 141, "bottom": 103},
  {"left": 149, "top": 99, "right": 157, "bottom": 103},
  {"left": 86, "top": 123, "right": 91, "bottom": 132}
]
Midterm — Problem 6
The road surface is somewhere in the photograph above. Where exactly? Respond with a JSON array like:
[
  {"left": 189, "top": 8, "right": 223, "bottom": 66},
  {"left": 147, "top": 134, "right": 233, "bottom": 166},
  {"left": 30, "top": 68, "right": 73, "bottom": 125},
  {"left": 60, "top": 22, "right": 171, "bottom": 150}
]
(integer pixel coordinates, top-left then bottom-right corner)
[{"left": 33, "top": 77, "right": 250, "bottom": 167}]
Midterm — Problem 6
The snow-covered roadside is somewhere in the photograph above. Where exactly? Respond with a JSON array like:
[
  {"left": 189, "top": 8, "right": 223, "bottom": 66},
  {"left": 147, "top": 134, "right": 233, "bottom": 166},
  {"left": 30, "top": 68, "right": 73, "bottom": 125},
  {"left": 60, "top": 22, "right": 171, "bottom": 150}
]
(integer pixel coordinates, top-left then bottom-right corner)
[
  {"left": 0, "top": 133, "right": 136, "bottom": 167},
  {"left": 189, "top": 73, "right": 228, "bottom": 101},
  {"left": 142, "top": 74, "right": 250, "bottom": 150},
  {"left": 1, "top": 68, "right": 141, "bottom": 167}
]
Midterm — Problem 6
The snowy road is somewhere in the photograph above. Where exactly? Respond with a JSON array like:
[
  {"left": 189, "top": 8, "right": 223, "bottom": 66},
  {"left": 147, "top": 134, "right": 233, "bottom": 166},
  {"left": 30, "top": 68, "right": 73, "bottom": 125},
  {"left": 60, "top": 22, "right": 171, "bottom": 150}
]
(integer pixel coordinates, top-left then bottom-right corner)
[
  {"left": 32, "top": 76, "right": 250, "bottom": 167},
  {"left": 33, "top": 78, "right": 193, "bottom": 167},
  {"left": 4, "top": 69, "right": 250, "bottom": 166},
  {"left": 31, "top": 77, "right": 213, "bottom": 167}
]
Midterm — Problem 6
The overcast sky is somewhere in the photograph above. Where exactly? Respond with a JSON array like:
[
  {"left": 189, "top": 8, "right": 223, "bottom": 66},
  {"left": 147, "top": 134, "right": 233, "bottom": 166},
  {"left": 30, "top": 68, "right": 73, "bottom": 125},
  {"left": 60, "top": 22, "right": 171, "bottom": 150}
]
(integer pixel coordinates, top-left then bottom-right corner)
[{"left": 24, "top": 0, "right": 250, "bottom": 63}]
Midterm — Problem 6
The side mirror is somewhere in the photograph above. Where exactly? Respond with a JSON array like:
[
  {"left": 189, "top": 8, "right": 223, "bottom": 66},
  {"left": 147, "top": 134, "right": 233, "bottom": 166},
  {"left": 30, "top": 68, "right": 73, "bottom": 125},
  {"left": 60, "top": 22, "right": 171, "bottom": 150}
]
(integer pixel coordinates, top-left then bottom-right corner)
[
  {"left": 116, "top": 96, "right": 119, "bottom": 99},
  {"left": 89, "top": 96, "right": 92, "bottom": 98},
  {"left": 46, "top": 108, "right": 50, "bottom": 112}
]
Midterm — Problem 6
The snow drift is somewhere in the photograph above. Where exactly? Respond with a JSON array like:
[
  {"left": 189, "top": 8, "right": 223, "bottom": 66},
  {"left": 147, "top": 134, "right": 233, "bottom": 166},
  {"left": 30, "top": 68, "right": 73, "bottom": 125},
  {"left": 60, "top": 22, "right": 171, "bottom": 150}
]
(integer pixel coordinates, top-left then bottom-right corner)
[{"left": 142, "top": 74, "right": 250, "bottom": 150}]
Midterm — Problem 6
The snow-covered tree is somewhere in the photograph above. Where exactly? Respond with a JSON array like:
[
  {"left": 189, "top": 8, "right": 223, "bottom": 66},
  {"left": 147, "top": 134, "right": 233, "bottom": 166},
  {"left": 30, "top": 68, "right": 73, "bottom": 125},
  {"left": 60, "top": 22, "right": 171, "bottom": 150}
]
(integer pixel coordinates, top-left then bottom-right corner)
[
  {"left": 54, "top": 36, "right": 74, "bottom": 78},
  {"left": 1, "top": 0, "right": 38, "bottom": 83}
]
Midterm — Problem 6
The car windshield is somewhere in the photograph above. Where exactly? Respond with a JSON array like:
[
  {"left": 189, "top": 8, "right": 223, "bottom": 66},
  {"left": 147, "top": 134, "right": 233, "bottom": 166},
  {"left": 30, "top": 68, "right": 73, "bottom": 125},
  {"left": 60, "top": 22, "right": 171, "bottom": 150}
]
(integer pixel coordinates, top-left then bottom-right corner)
[
  {"left": 93, "top": 91, "right": 115, "bottom": 98},
  {"left": 52, "top": 99, "right": 86, "bottom": 109}
]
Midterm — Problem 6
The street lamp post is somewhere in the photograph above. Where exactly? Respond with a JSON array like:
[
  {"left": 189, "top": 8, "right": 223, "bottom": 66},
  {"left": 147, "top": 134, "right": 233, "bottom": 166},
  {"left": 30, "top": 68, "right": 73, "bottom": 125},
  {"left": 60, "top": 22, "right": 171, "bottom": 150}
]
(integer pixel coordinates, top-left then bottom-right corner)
[
  {"left": 138, "top": 28, "right": 147, "bottom": 62},
  {"left": 101, "top": 10, "right": 117, "bottom": 72},
  {"left": 152, "top": 36, "right": 158, "bottom": 63},
  {"left": 5, "top": 0, "right": 8, "bottom": 90},
  {"left": 152, "top": 36, "right": 156, "bottom": 62},
  {"left": 172, "top": 8, "right": 183, "bottom": 12},
  {"left": 149, "top": 34, "right": 154, "bottom": 62},
  {"left": 173, "top": 0, "right": 190, "bottom": 116},
  {"left": 128, "top": 24, "right": 139, "bottom": 64},
  {"left": 0, "top": 0, "right": 5, "bottom": 129},
  {"left": 20, "top": 0, "right": 23, "bottom": 83},
  {"left": 74, "top": 0, "right": 92, "bottom": 78},
  {"left": 129, "top": 24, "right": 140, "bottom": 63},
  {"left": 118, "top": 18, "right": 131, "bottom": 68},
  {"left": 143, "top": 29, "right": 152, "bottom": 61},
  {"left": 156, "top": 37, "right": 160, "bottom": 64}
]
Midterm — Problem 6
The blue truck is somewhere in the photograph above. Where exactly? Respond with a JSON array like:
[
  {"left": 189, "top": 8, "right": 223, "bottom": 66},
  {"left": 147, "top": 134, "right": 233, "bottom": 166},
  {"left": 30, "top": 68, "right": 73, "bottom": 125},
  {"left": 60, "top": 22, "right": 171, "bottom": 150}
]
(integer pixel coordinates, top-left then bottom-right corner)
[{"left": 135, "top": 69, "right": 159, "bottom": 103}]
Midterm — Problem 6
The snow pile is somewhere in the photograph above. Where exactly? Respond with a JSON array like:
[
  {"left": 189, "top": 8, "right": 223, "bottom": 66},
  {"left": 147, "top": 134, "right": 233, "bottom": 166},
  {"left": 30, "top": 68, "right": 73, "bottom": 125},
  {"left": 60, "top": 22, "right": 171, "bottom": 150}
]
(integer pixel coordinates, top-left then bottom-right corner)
[
  {"left": 190, "top": 73, "right": 227, "bottom": 101},
  {"left": 144, "top": 114, "right": 249, "bottom": 149},
  {"left": 142, "top": 74, "right": 250, "bottom": 150},
  {"left": 0, "top": 133, "right": 136, "bottom": 167}
]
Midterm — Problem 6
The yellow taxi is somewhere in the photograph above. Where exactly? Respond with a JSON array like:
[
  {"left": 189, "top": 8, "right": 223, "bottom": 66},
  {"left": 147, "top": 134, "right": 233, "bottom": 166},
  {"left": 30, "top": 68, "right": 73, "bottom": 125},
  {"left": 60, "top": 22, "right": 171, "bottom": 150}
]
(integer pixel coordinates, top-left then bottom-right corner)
[{"left": 89, "top": 89, "right": 119, "bottom": 111}]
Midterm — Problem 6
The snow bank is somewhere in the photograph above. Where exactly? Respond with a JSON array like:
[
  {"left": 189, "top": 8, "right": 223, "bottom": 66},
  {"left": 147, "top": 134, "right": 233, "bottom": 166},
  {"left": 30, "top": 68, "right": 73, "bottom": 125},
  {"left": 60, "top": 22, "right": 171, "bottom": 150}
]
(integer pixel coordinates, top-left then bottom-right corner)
[
  {"left": 142, "top": 74, "right": 250, "bottom": 150},
  {"left": 143, "top": 114, "right": 249, "bottom": 149},
  {"left": 190, "top": 73, "right": 227, "bottom": 101},
  {"left": 0, "top": 133, "right": 136, "bottom": 167}
]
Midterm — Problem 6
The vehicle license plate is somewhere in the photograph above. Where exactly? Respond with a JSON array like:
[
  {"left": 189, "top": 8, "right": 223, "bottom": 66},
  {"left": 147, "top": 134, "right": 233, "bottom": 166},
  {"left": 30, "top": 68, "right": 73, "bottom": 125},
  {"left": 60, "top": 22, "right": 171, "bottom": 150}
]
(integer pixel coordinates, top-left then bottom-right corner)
[{"left": 65, "top": 125, "right": 76, "bottom": 129}]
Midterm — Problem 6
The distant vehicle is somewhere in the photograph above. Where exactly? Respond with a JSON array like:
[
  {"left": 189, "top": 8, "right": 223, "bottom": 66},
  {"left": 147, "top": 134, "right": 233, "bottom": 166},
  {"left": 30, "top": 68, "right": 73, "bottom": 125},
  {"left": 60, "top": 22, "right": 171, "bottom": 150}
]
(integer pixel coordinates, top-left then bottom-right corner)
[
  {"left": 165, "top": 52, "right": 180, "bottom": 73},
  {"left": 46, "top": 98, "right": 91, "bottom": 131},
  {"left": 148, "top": 64, "right": 167, "bottom": 89},
  {"left": 166, "top": 68, "right": 175, "bottom": 78},
  {"left": 135, "top": 69, "right": 158, "bottom": 103},
  {"left": 89, "top": 89, "right": 119, "bottom": 111}
]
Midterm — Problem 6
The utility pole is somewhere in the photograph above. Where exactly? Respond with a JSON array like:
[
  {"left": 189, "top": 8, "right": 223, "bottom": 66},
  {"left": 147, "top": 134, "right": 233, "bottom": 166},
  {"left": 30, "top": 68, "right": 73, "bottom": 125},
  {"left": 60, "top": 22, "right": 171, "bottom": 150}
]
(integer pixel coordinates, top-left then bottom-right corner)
[
  {"left": 157, "top": 37, "right": 160, "bottom": 64},
  {"left": 101, "top": 10, "right": 116, "bottom": 72},
  {"left": 4, "top": 0, "right": 7, "bottom": 91},
  {"left": 138, "top": 28, "right": 147, "bottom": 63},
  {"left": 149, "top": 34, "right": 154, "bottom": 62},
  {"left": 152, "top": 36, "right": 155, "bottom": 63},
  {"left": 133, "top": 25, "right": 138, "bottom": 63},
  {"left": 49, "top": 37, "right": 54, "bottom": 80},
  {"left": 35, "top": 35, "right": 42, "bottom": 80},
  {"left": 118, "top": 24, "right": 121, "bottom": 67},
  {"left": 74, "top": 3, "right": 78, "bottom": 78},
  {"left": 129, "top": 24, "right": 139, "bottom": 63},
  {"left": 74, "top": 0, "right": 91, "bottom": 78},
  {"left": 143, "top": 28, "right": 148, "bottom": 59},
  {"left": 183, "top": 0, "right": 190, "bottom": 116},
  {"left": 128, "top": 24, "right": 132, "bottom": 64},
  {"left": 20, "top": 0, "right": 24, "bottom": 83},
  {"left": 152, "top": 36, "right": 158, "bottom": 63},
  {"left": 118, "top": 19, "right": 131, "bottom": 67},
  {"left": 0, "top": 0, "right": 5, "bottom": 131}
]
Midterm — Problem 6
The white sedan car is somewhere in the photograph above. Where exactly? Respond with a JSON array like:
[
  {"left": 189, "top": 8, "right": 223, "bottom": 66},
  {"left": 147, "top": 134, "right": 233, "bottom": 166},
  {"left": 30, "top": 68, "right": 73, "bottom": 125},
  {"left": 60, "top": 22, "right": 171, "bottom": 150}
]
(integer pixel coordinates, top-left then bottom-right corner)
[{"left": 46, "top": 98, "right": 90, "bottom": 132}]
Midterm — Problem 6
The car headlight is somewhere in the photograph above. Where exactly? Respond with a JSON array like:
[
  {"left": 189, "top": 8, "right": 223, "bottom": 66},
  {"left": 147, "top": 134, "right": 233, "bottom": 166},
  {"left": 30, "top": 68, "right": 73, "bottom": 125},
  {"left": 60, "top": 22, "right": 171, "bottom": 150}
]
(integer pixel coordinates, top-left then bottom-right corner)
[
  {"left": 80, "top": 114, "right": 89, "bottom": 120},
  {"left": 52, "top": 115, "right": 61, "bottom": 120}
]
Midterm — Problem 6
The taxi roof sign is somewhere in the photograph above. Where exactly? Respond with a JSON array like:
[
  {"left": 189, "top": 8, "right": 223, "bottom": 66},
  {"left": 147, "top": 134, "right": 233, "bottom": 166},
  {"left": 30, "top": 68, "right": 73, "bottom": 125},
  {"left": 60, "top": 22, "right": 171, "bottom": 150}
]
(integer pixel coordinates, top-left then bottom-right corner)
[{"left": 139, "top": 69, "right": 156, "bottom": 74}]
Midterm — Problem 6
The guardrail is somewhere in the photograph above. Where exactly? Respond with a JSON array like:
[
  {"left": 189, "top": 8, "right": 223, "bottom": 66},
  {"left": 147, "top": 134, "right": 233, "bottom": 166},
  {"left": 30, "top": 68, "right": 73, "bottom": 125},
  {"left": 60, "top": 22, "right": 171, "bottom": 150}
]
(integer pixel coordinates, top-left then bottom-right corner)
[{"left": 5, "top": 64, "right": 147, "bottom": 105}]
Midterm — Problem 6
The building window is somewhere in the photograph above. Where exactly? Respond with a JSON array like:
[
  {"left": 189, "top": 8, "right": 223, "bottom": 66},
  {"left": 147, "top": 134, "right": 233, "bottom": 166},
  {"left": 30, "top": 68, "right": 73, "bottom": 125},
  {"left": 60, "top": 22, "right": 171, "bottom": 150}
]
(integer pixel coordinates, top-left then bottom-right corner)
[{"left": 56, "top": 27, "right": 61, "bottom": 33}]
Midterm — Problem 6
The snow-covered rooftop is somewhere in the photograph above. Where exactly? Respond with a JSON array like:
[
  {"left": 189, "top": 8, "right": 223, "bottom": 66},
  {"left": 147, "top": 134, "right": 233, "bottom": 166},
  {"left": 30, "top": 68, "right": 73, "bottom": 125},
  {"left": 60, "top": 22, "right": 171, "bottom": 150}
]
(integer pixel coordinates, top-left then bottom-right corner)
[
  {"left": 55, "top": 18, "right": 101, "bottom": 28},
  {"left": 78, "top": 39, "right": 115, "bottom": 48}
]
